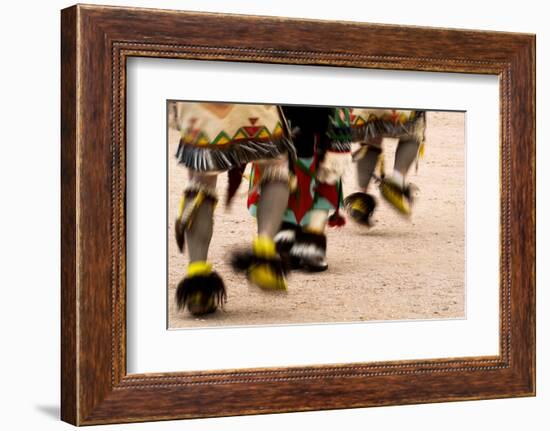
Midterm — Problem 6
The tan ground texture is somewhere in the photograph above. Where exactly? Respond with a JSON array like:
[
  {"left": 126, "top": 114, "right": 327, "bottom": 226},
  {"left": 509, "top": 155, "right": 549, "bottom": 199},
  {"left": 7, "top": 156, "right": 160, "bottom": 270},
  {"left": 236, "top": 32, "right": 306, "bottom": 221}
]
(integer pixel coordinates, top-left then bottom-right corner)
[{"left": 168, "top": 111, "right": 465, "bottom": 328}]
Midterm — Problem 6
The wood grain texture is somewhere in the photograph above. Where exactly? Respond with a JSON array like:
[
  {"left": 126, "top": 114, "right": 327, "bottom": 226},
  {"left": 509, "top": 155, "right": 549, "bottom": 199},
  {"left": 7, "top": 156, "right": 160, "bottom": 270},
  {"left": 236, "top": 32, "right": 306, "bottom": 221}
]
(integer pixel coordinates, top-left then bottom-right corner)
[
  {"left": 60, "top": 5, "right": 78, "bottom": 425},
  {"left": 60, "top": 4, "right": 536, "bottom": 425}
]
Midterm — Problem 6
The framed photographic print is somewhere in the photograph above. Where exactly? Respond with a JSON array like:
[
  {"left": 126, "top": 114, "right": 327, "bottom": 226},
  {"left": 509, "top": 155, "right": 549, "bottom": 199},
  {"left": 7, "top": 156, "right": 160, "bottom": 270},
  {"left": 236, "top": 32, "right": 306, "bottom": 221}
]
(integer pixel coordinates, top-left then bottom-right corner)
[{"left": 61, "top": 4, "right": 535, "bottom": 425}]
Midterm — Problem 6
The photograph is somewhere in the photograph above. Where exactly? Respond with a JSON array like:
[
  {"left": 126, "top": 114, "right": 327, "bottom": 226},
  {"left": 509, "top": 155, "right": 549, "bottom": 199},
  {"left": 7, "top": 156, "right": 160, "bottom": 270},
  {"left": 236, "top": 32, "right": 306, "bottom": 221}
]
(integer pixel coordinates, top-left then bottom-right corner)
[{"left": 167, "top": 102, "right": 465, "bottom": 328}]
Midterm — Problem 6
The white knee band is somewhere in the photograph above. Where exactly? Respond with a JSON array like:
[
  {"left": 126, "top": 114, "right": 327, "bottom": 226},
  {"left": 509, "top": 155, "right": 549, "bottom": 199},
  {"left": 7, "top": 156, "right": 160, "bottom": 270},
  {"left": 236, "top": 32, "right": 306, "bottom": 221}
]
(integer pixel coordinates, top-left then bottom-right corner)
[{"left": 256, "top": 156, "right": 289, "bottom": 184}]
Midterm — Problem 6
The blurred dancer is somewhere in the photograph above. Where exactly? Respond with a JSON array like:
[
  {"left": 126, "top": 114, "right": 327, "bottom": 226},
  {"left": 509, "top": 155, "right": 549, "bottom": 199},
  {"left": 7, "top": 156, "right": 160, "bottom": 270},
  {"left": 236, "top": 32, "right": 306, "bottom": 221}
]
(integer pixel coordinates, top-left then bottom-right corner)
[
  {"left": 345, "top": 109, "right": 426, "bottom": 225},
  {"left": 174, "top": 102, "right": 295, "bottom": 315},
  {"left": 248, "top": 106, "right": 352, "bottom": 271}
]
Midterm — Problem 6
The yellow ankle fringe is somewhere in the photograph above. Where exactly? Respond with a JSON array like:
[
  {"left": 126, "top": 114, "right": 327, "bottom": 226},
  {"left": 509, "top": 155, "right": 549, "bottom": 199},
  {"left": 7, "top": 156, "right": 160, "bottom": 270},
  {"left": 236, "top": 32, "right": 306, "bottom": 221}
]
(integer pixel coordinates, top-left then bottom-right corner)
[
  {"left": 253, "top": 236, "right": 277, "bottom": 258},
  {"left": 187, "top": 261, "right": 212, "bottom": 277}
]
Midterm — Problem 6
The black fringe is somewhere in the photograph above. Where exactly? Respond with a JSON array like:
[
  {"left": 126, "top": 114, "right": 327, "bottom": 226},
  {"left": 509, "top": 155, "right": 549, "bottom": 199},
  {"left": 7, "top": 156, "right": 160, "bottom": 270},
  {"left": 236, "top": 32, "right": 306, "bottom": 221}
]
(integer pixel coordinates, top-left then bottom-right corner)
[
  {"left": 230, "top": 249, "right": 290, "bottom": 275},
  {"left": 226, "top": 164, "right": 247, "bottom": 205},
  {"left": 293, "top": 231, "right": 327, "bottom": 255},
  {"left": 274, "top": 222, "right": 301, "bottom": 254},
  {"left": 327, "top": 141, "right": 352, "bottom": 152},
  {"left": 352, "top": 112, "right": 426, "bottom": 144},
  {"left": 288, "top": 231, "right": 327, "bottom": 271},
  {"left": 286, "top": 231, "right": 329, "bottom": 272},
  {"left": 175, "top": 217, "right": 185, "bottom": 253},
  {"left": 344, "top": 192, "right": 377, "bottom": 227},
  {"left": 175, "top": 272, "right": 227, "bottom": 316},
  {"left": 176, "top": 136, "right": 296, "bottom": 172}
]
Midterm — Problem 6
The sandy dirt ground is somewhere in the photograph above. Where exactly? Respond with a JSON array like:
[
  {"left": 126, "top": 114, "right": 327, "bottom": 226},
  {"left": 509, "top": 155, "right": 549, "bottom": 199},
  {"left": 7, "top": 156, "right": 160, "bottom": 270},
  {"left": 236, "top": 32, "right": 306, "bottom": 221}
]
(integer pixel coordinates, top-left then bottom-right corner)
[{"left": 168, "top": 111, "right": 465, "bottom": 328}]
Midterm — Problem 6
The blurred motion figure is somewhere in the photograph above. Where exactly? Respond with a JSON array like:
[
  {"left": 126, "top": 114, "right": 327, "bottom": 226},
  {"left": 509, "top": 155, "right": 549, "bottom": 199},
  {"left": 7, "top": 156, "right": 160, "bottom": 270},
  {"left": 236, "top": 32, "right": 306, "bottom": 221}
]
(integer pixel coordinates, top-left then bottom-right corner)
[
  {"left": 248, "top": 106, "right": 352, "bottom": 271},
  {"left": 345, "top": 108, "right": 426, "bottom": 225},
  {"left": 173, "top": 102, "right": 295, "bottom": 315}
]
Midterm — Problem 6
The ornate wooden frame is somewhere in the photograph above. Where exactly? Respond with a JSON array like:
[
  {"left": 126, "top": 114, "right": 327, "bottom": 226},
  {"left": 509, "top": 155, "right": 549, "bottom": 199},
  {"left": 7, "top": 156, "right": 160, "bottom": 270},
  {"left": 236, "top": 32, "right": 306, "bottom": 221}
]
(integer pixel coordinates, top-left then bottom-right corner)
[{"left": 61, "top": 4, "right": 536, "bottom": 425}]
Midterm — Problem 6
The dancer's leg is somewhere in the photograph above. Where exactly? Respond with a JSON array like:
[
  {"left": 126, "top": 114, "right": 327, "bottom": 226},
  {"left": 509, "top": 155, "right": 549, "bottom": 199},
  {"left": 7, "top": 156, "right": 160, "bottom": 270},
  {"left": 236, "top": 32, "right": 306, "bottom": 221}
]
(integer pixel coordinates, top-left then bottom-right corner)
[
  {"left": 256, "top": 156, "right": 290, "bottom": 239},
  {"left": 357, "top": 139, "right": 382, "bottom": 191},
  {"left": 184, "top": 173, "right": 217, "bottom": 263},
  {"left": 344, "top": 140, "right": 381, "bottom": 227},
  {"left": 175, "top": 172, "right": 226, "bottom": 315},
  {"left": 379, "top": 137, "right": 420, "bottom": 216},
  {"left": 393, "top": 138, "right": 420, "bottom": 185},
  {"left": 233, "top": 155, "right": 290, "bottom": 291}
]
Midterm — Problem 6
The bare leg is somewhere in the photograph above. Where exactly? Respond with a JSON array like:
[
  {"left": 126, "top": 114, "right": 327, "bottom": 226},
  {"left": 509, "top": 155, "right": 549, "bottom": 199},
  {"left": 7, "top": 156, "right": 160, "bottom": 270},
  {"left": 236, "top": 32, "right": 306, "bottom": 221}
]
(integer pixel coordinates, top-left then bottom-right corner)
[
  {"left": 233, "top": 155, "right": 290, "bottom": 291},
  {"left": 344, "top": 140, "right": 380, "bottom": 227},
  {"left": 256, "top": 156, "right": 290, "bottom": 239},
  {"left": 393, "top": 138, "right": 420, "bottom": 185},
  {"left": 175, "top": 172, "right": 225, "bottom": 315},
  {"left": 378, "top": 138, "right": 420, "bottom": 216},
  {"left": 185, "top": 172, "right": 217, "bottom": 263},
  {"left": 256, "top": 181, "right": 289, "bottom": 238},
  {"left": 357, "top": 144, "right": 382, "bottom": 191}
]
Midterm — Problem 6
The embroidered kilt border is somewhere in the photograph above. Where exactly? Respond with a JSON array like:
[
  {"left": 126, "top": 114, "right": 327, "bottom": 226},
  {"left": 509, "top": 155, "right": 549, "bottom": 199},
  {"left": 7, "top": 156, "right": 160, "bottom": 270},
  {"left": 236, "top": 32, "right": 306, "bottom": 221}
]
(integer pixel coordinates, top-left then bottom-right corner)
[
  {"left": 350, "top": 109, "right": 427, "bottom": 147},
  {"left": 247, "top": 106, "right": 350, "bottom": 226},
  {"left": 175, "top": 103, "right": 295, "bottom": 172}
]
